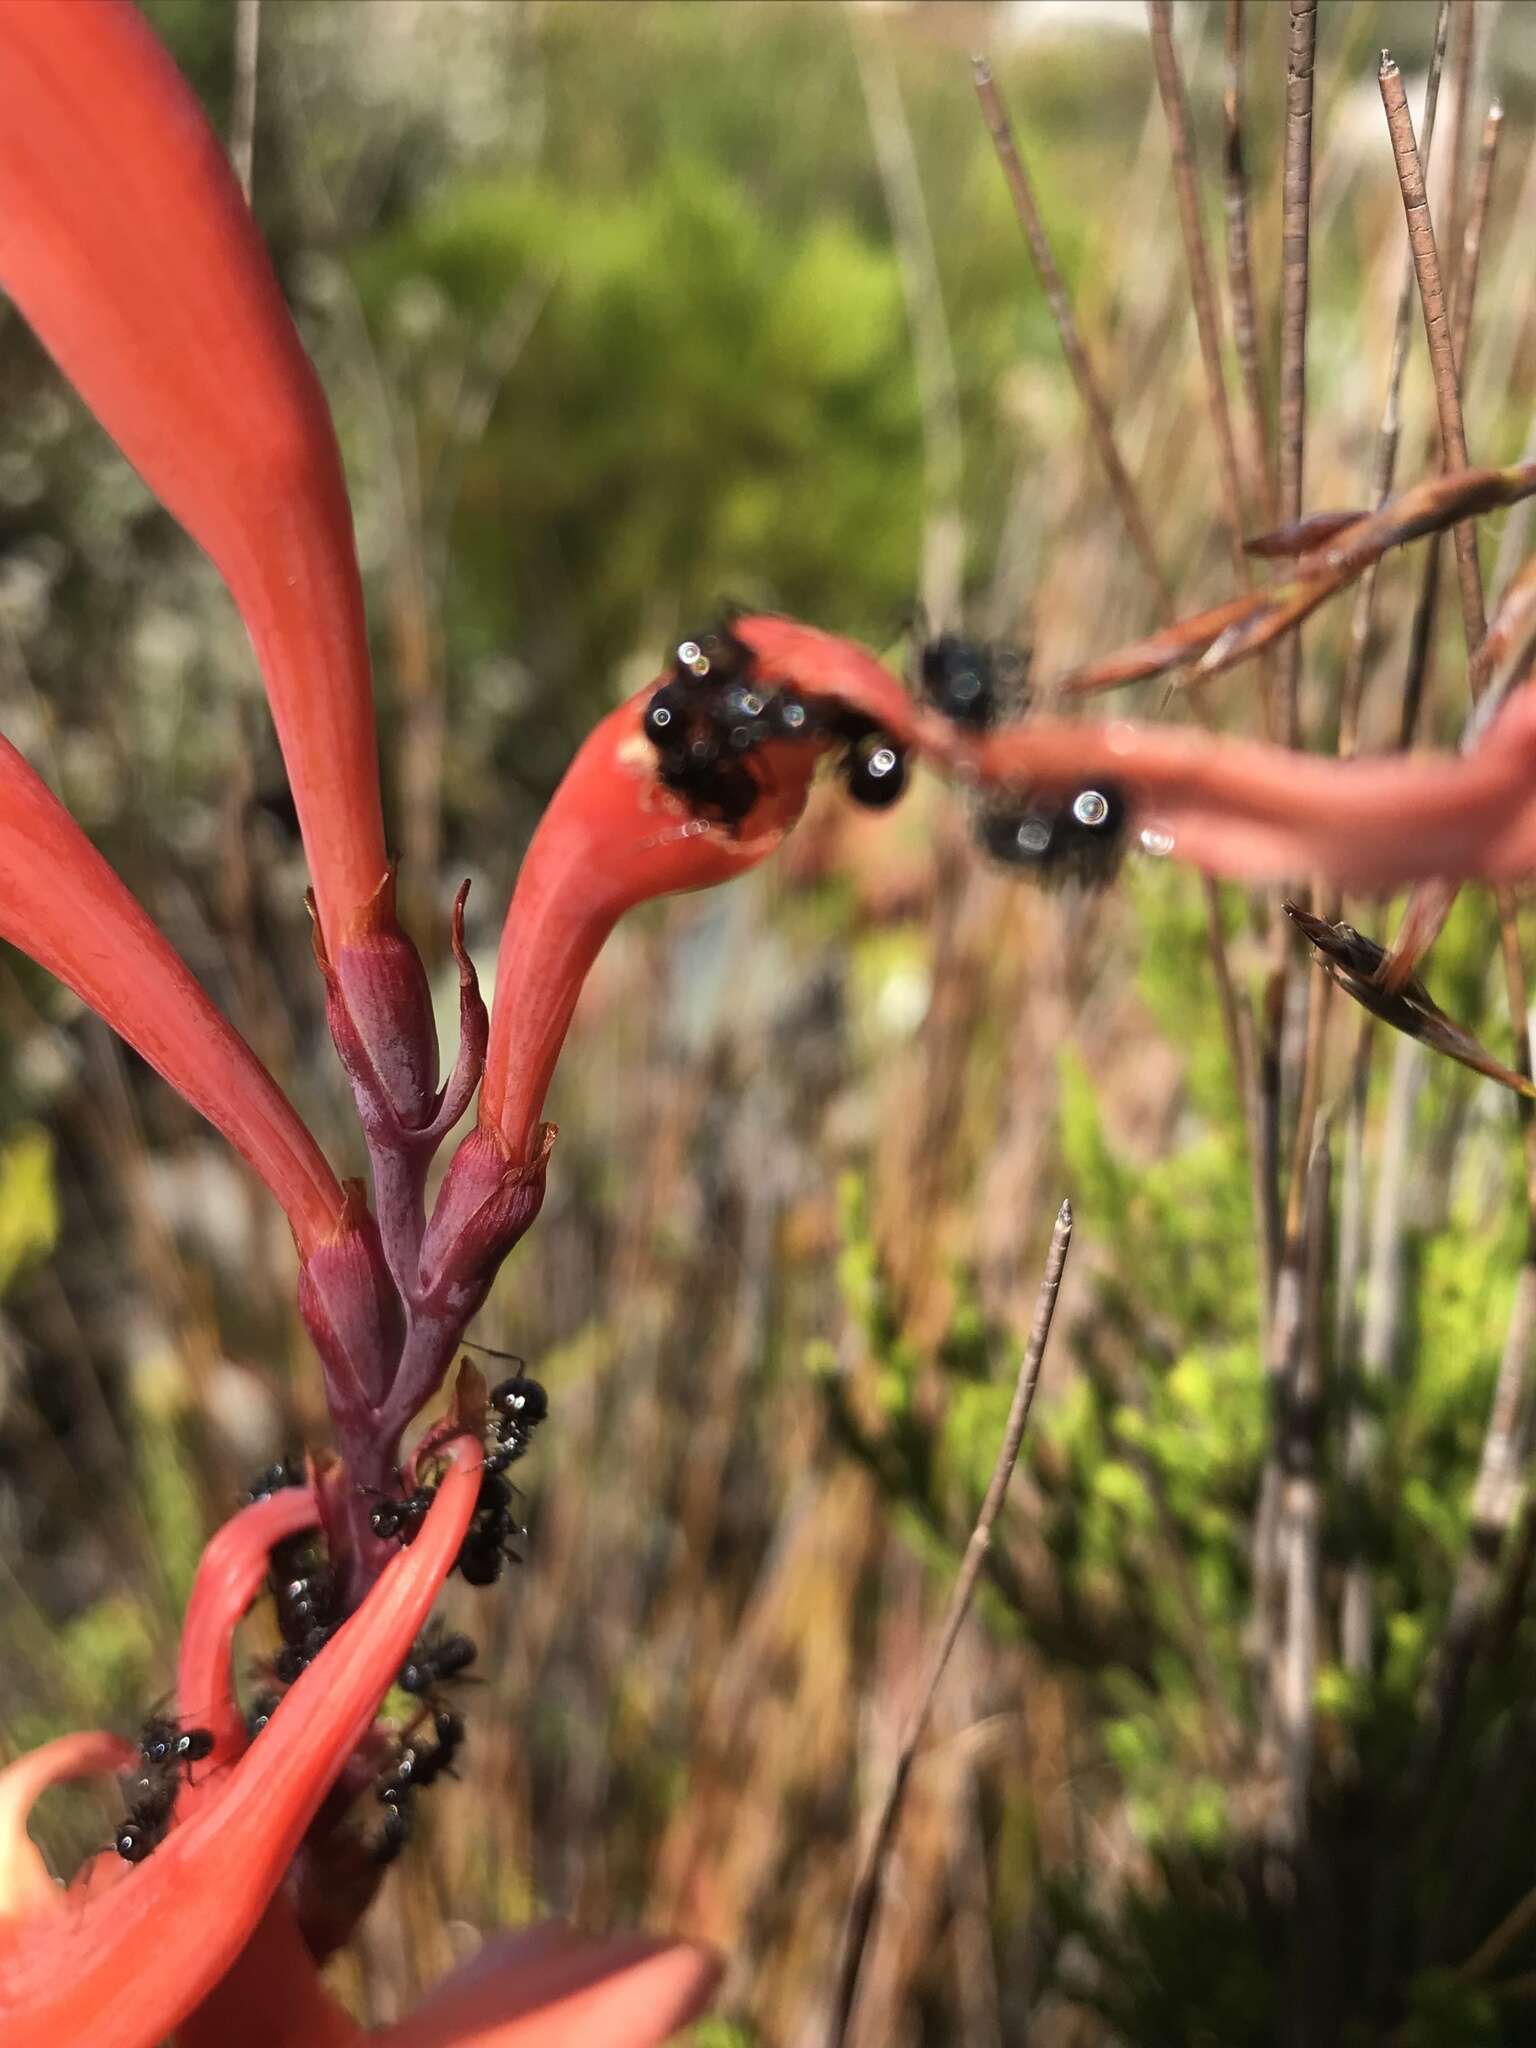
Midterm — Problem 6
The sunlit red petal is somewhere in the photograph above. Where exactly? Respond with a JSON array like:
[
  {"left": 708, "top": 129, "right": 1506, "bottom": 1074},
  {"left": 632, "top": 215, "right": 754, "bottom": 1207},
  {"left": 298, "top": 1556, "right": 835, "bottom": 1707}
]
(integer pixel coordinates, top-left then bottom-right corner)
[
  {"left": 379, "top": 1927, "right": 723, "bottom": 2048},
  {"left": 0, "top": 738, "right": 345, "bottom": 1255},
  {"left": 0, "top": 0, "right": 387, "bottom": 946},
  {"left": 0, "top": 1438, "right": 482, "bottom": 2048},
  {"left": 0, "top": 1732, "right": 137, "bottom": 1926},
  {"left": 480, "top": 686, "right": 818, "bottom": 1159}
]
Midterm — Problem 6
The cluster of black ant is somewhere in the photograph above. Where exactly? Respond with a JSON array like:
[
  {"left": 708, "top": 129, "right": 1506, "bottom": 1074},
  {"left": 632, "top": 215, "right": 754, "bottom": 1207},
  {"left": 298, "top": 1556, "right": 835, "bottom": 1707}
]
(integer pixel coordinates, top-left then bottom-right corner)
[
  {"left": 234, "top": 1370, "right": 548, "bottom": 1868},
  {"left": 641, "top": 622, "right": 909, "bottom": 826},
  {"left": 919, "top": 633, "right": 1128, "bottom": 887},
  {"left": 365, "top": 1370, "right": 548, "bottom": 1586},
  {"left": 641, "top": 619, "right": 1128, "bottom": 882},
  {"left": 115, "top": 1714, "right": 213, "bottom": 1863}
]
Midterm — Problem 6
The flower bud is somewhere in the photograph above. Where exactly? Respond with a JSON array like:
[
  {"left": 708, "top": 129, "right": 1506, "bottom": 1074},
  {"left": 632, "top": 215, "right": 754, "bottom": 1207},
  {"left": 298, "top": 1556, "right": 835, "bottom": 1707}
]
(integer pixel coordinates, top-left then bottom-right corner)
[
  {"left": 417, "top": 1120, "right": 554, "bottom": 1323},
  {"left": 297, "top": 1182, "right": 405, "bottom": 1418},
  {"left": 323, "top": 868, "right": 441, "bottom": 1132}
]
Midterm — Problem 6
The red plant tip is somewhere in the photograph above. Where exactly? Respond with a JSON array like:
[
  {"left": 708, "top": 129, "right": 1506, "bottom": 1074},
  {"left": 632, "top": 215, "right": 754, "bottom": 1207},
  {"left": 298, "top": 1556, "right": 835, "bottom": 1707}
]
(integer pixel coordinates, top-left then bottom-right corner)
[
  {"left": 312, "top": 870, "right": 443, "bottom": 1134},
  {"left": 417, "top": 1121, "right": 555, "bottom": 1326},
  {"left": 297, "top": 1183, "right": 406, "bottom": 1423},
  {"left": 0, "top": 736, "right": 345, "bottom": 1257},
  {"left": 730, "top": 612, "right": 935, "bottom": 749},
  {"left": 480, "top": 683, "right": 819, "bottom": 1157},
  {"left": 0, "top": 0, "right": 388, "bottom": 947}
]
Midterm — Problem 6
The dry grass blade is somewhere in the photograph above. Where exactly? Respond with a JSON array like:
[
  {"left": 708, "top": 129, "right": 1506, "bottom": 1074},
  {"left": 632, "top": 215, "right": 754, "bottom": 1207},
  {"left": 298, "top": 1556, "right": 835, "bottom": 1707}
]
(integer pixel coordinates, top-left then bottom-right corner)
[
  {"left": 1378, "top": 50, "right": 1486, "bottom": 649},
  {"left": 1338, "top": 0, "right": 1451, "bottom": 756},
  {"left": 1146, "top": 1, "right": 1249, "bottom": 580},
  {"left": 972, "top": 59, "right": 1172, "bottom": 610},
  {"left": 1276, "top": 0, "right": 1317, "bottom": 746},
  {"left": 1393, "top": 92, "right": 1504, "bottom": 757},
  {"left": 1054, "top": 457, "right": 1536, "bottom": 695},
  {"left": 1222, "top": 0, "right": 1275, "bottom": 525},
  {"left": 827, "top": 1200, "right": 1073, "bottom": 2048}
]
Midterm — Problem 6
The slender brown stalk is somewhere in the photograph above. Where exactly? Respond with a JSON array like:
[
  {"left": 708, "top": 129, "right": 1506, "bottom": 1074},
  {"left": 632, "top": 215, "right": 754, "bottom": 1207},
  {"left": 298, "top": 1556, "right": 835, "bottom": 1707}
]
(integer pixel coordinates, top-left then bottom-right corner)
[
  {"left": 1145, "top": 2, "right": 1249, "bottom": 582},
  {"left": 1338, "top": 1, "right": 1451, "bottom": 756},
  {"left": 1387, "top": 90, "right": 1503, "bottom": 755},
  {"left": 1222, "top": 0, "right": 1275, "bottom": 526},
  {"left": 972, "top": 60, "right": 1171, "bottom": 611},
  {"left": 1440, "top": 0, "right": 1481, "bottom": 318},
  {"left": 1378, "top": 51, "right": 1486, "bottom": 650},
  {"left": 1275, "top": 0, "right": 1317, "bottom": 748},
  {"left": 828, "top": 1201, "right": 1073, "bottom": 2048}
]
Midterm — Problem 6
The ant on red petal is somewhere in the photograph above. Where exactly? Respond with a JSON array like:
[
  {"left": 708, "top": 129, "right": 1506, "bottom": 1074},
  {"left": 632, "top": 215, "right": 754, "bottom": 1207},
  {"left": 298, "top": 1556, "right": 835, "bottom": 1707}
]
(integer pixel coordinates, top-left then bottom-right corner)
[{"left": 115, "top": 1713, "right": 213, "bottom": 1863}]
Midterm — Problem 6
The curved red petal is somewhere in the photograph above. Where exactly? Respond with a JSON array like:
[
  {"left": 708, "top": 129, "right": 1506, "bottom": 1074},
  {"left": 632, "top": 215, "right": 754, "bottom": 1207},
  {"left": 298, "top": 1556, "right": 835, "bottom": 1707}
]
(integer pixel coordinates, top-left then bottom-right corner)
[
  {"left": 380, "top": 1927, "right": 723, "bottom": 2048},
  {"left": 0, "top": 737, "right": 344, "bottom": 1255},
  {"left": 968, "top": 690, "right": 1536, "bottom": 891},
  {"left": 0, "top": 0, "right": 387, "bottom": 946},
  {"left": 731, "top": 614, "right": 929, "bottom": 744},
  {"left": 172, "top": 1898, "right": 362, "bottom": 2048},
  {"left": 176, "top": 1485, "right": 321, "bottom": 1767},
  {"left": 0, "top": 1732, "right": 137, "bottom": 1926},
  {"left": 731, "top": 615, "right": 1536, "bottom": 895},
  {"left": 0, "top": 1437, "right": 482, "bottom": 2048},
  {"left": 480, "top": 685, "right": 817, "bottom": 1158}
]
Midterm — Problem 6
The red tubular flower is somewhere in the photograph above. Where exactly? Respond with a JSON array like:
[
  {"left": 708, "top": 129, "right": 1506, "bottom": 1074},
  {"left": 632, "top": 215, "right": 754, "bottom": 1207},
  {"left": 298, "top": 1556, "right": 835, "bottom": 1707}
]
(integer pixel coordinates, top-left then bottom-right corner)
[
  {"left": 479, "top": 682, "right": 821, "bottom": 1162},
  {"left": 730, "top": 614, "right": 1536, "bottom": 894},
  {"left": 0, "top": 1434, "right": 718, "bottom": 2048},
  {"left": 0, "top": 735, "right": 344, "bottom": 1256},
  {"left": 0, "top": 0, "right": 387, "bottom": 950}
]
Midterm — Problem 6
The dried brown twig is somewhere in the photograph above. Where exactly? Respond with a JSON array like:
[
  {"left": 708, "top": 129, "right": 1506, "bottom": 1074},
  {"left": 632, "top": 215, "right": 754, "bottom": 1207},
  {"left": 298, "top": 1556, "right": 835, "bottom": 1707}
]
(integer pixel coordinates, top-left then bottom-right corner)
[
  {"left": 1285, "top": 902, "right": 1536, "bottom": 1101},
  {"left": 1052, "top": 457, "right": 1536, "bottom": 697},
  {"left": 1275, "top": 0, "right": 1316, "bottom": 747},
  {"left": 1221, "top": 0, "right": 1274, "bottom": 527},
  {"left": 827, "top": 1201, "right": 1073, "bottom": 2048}
]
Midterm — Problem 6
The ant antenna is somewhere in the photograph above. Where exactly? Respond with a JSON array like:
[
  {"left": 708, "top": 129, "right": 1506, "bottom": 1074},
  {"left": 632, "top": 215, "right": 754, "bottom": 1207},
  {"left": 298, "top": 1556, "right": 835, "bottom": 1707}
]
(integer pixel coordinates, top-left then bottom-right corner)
[{"left": 462, "top": 1339, "right": 527, "bottom": 1367}]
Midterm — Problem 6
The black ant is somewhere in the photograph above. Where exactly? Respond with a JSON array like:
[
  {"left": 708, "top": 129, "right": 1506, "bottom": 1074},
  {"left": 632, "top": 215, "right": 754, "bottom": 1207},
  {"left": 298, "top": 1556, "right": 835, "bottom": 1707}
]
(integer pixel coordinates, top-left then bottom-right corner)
[
  {"left": 370, "top": 1707, "right": 466, "bottom": 1866},
  {"left": 268, "top": 1528, "right": 337, "bottom": 1683},
  {"left": 457, "top": 1470, "right": 529, "bottom": 1586},
  {"left": 976, "top": 784, "right": 1129, "bottom": 886},
  {"left": 488, "top": 1373, "right": 548, "bottom": 1457},
  {"left": 115, "top": 1714, "right": 213, "bottom": 1863},
  {"left": 244, "top": 1458, "right": 303, "bottom": 1503},
  {"left": 397, "top": 1625, "right": 478, "bottom": 1700},
  {"left": 841, "top": 728, "right": 908, "bottom": 809},
  {"left": 917, "top": 632, "right": 1032, "bottom": 732},
  {"left": 641, "top": 624, "right": 826, "bottom": 828},
  {"left": 245, "top": 1688, "right": 281, "bottom": 1740},
  {"left": 367, "top": 1484, "right": 435, "bottom": 1545}
]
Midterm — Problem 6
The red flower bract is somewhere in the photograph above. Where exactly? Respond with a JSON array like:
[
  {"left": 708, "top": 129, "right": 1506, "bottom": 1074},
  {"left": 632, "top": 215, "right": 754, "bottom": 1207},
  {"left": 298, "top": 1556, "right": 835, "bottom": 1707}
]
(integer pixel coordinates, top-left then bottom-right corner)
[
  {"left": 0, "top": 733, "right": 345, "bottom": 1255},
  {"left": 480, "top": 681, "right": 822, "bottom": 1162},
  {"left": 0, "top": 0, "right": 389, "bottom": 950}
]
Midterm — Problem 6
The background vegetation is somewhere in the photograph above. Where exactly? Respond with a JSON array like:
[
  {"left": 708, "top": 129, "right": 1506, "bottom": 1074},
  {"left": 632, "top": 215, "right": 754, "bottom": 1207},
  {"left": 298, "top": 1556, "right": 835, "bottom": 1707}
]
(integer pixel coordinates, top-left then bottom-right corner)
[{"left": 3, "top": 1, "right": 1536, "bottom": 2041}]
